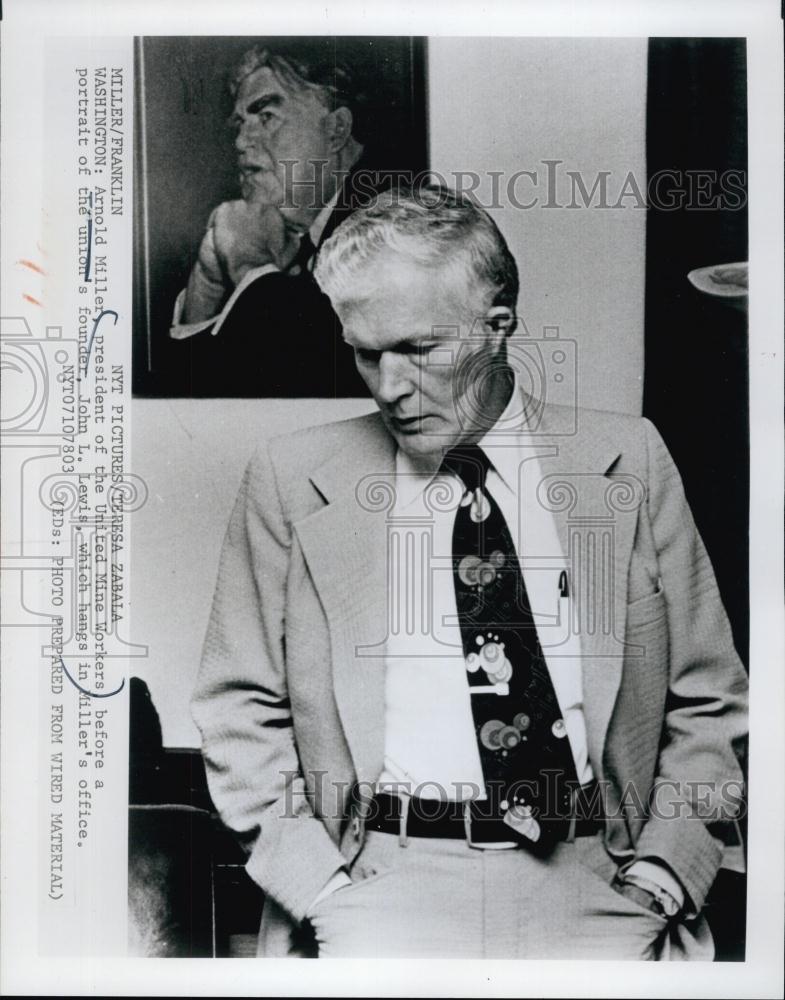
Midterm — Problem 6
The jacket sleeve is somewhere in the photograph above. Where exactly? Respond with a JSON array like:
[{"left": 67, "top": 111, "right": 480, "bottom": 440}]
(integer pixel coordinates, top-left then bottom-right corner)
[
  {"left": 631, "top": 418, "right": 748, "bottom": 913},
  {"left": 191, "top": 443, "right": 347, "bottom": 922}
]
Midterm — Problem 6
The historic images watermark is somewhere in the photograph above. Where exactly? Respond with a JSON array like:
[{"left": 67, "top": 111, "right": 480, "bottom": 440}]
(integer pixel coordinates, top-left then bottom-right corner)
[
  {"left": 279, "top": 161, "right": 747, "bottom": 213},
  {"left": 277, "top": 773, "right": 747, "bottom": 825}
]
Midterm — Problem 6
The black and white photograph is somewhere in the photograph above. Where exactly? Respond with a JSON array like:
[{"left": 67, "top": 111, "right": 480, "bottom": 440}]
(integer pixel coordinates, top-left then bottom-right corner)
[
  {"left": 0, "top": 1, "right": 782, "bottom": 996},
  {"left": 130, "top": 32, "right": 750, "bottom": 961}
]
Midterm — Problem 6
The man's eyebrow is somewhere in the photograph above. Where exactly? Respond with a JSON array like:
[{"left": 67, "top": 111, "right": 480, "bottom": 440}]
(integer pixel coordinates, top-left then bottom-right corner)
[
  {"left": 229, "top": 93, "right": 284, "bottom": 124},
  {"left": 343, "top": 333, "right": 432, "bottom": 354},
  {"left": 246, "top": 93, "right": 284, "bottom": 114}
]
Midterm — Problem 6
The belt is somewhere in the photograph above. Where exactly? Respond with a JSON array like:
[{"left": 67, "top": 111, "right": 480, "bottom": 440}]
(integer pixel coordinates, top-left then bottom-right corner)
[{"left": 365, "top": 783, "right": 603, "bottom": 849}]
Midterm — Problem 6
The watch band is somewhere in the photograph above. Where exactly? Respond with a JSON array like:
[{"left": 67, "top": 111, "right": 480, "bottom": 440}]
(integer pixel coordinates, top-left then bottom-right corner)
[{"left": 614, "top": 872, "right": 681, "bottom": 919}]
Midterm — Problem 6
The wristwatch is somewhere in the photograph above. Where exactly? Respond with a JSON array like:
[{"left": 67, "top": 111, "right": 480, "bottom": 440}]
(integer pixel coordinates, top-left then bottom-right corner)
[{"left": 612, "top": 872, "right": 681, "bottom": 919}]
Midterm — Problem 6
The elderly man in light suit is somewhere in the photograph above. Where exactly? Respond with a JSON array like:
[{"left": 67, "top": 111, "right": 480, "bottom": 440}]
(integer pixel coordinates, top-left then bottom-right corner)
[{"left": 192, "top": 187, "right": 747, "bottom": 960}]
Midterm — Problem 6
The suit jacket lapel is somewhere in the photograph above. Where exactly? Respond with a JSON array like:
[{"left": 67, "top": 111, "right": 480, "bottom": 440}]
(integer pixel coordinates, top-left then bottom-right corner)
[
  {"left": 293, "top": 402, "right": 642, "bottom": 786},
  {"left": 317, "top": 155, "right": 375, "bottom": 248},
  {"left": 532, "top": 403, "right": 640, "bottom": 777},
  {"left": 293, "top": 414, "right": 395, "bottom": 785},
  {"left": 318, "top": 153, "right": 401, "bottom": 249}
]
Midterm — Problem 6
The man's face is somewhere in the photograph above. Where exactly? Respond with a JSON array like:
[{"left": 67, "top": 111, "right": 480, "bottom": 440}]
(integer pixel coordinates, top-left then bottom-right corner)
[
  {"left": 232, "top": 66, "right": 331, "bottom": 221},
  {"left": 336, "top": 254, "right": 509, "bottom": 464}
]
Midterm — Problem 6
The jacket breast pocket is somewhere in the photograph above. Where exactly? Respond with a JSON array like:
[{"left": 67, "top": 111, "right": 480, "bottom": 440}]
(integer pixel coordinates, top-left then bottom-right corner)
[{"left": 626, "top": 582, "right": 667, "bottom": 629}]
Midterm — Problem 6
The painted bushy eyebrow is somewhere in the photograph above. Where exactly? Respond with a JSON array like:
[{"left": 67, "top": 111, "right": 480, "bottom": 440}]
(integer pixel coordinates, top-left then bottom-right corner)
[
  {"left": 228, "top": 92, "right": 284, "bottom": 126},
  {"left": 247, "top": 93, "right": 283, "bottom": 115}
]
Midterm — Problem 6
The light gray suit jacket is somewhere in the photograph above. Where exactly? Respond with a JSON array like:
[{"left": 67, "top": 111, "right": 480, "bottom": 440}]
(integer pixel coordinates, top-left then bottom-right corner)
[{"left": 192, "top": 402, "right": 748, "bottom": 955}]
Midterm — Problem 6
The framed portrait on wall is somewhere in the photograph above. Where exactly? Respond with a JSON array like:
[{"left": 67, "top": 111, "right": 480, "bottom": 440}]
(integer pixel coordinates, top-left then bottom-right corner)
[{"left": 132, "top": 35, "right": 428, "bottom": 398}]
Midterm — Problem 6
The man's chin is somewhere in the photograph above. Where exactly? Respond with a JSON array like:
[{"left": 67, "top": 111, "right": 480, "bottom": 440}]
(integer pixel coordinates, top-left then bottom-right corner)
[
  {"left": 277, "top": 200, "right": 324, "bottom": 228},
  {"left": 239, "top": 175, "right": 284, "bottom": 206},
  {"left": 388, "top": 423, "right": 447, "bottom": 462}
]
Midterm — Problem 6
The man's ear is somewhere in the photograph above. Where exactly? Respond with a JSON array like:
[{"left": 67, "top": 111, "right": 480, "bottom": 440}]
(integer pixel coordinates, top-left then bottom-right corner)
[
  {"left": 324, "top": 106, "right": 353, "bottom": 152},
  {"left": 485, "top": 306, "right": 517, "bottom": 338}
]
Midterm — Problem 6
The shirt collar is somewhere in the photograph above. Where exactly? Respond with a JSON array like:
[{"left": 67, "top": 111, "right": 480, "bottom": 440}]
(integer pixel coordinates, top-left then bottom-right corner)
[
  {"left": 476, "top": 379, "right": 529, "bottom": 495},
  {"left": 394, "top": 374, "right": 531, "bottom": 510},
  {"left": 309, "top": 190, "right": 340, "bottom": 247}
]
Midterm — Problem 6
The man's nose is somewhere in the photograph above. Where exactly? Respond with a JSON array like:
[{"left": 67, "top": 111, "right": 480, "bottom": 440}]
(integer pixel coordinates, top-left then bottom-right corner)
[
  {"left": 235, "top": 118, "right": 261, "bottom": 154},
  {"left": 376, "top": 352, "right": 413, "bottom": 404}
]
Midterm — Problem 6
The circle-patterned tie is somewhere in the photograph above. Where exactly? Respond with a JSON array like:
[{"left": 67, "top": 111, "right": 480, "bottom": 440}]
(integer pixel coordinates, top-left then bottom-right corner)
[{"left": 441, "top": 445, "right": 579, "bottom": 844}]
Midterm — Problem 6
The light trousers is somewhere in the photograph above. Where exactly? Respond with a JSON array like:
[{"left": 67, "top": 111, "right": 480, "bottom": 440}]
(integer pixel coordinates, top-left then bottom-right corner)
[{"left": 307, "top": 830, "right": 714, "bottom": 960}]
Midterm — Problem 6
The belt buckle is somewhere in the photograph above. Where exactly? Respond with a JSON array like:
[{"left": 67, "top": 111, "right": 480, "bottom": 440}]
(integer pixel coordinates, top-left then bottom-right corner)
[{"left": 462, "top": 802, "right": 518, "bottom": 851}]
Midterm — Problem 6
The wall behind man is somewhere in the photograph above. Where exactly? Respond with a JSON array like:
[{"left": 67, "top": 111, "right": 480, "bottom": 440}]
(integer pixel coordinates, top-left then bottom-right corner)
[
  {"left": 131, "top": 37, "right": 649, "bottom": 748},
  {"left": 429, "top": 36, "right": 647, "bottom": 414}
]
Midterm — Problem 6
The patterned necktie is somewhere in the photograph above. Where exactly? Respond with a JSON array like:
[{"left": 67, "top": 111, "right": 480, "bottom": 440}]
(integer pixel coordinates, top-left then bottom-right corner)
[{"left": 442, "top": 444, "right": 579, "bottom": 844}]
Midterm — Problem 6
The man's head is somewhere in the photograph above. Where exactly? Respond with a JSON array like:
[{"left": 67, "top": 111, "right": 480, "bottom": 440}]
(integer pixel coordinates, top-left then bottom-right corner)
[
  {"left": 314, "top": 186, "right": 519, "bottom": 463},
  {"left": 229, "top": 46, "right": 363, "bottom": 227}
]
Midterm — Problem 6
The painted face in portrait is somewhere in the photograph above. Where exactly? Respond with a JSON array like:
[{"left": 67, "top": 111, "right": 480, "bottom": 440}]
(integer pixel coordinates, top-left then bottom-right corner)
[{"left": 231, "top": 66, "right": 350, "bottom": 224}]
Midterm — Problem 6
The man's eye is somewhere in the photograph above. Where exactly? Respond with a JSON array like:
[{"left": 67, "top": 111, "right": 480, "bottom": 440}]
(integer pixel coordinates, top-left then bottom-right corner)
[
  {"left": 256, "top": 111, "right": 276, "bottom": 126},
  {"left": 356, "top": 348, "right": 381, "bottom": 364},
  {"left": 405, "top": 342, "right": 438, "bottom": 362}
]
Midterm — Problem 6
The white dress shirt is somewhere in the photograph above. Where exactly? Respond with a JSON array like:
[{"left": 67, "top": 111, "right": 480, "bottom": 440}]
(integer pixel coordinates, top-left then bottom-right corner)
[{"left": 378, "top": 382, "right": 594, "bottom": 799}]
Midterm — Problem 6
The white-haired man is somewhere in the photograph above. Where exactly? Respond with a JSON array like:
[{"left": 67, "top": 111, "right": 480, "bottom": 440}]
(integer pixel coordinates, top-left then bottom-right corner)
[{"left": 192, "top": 187, "right": 747, "bottom": 958}]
